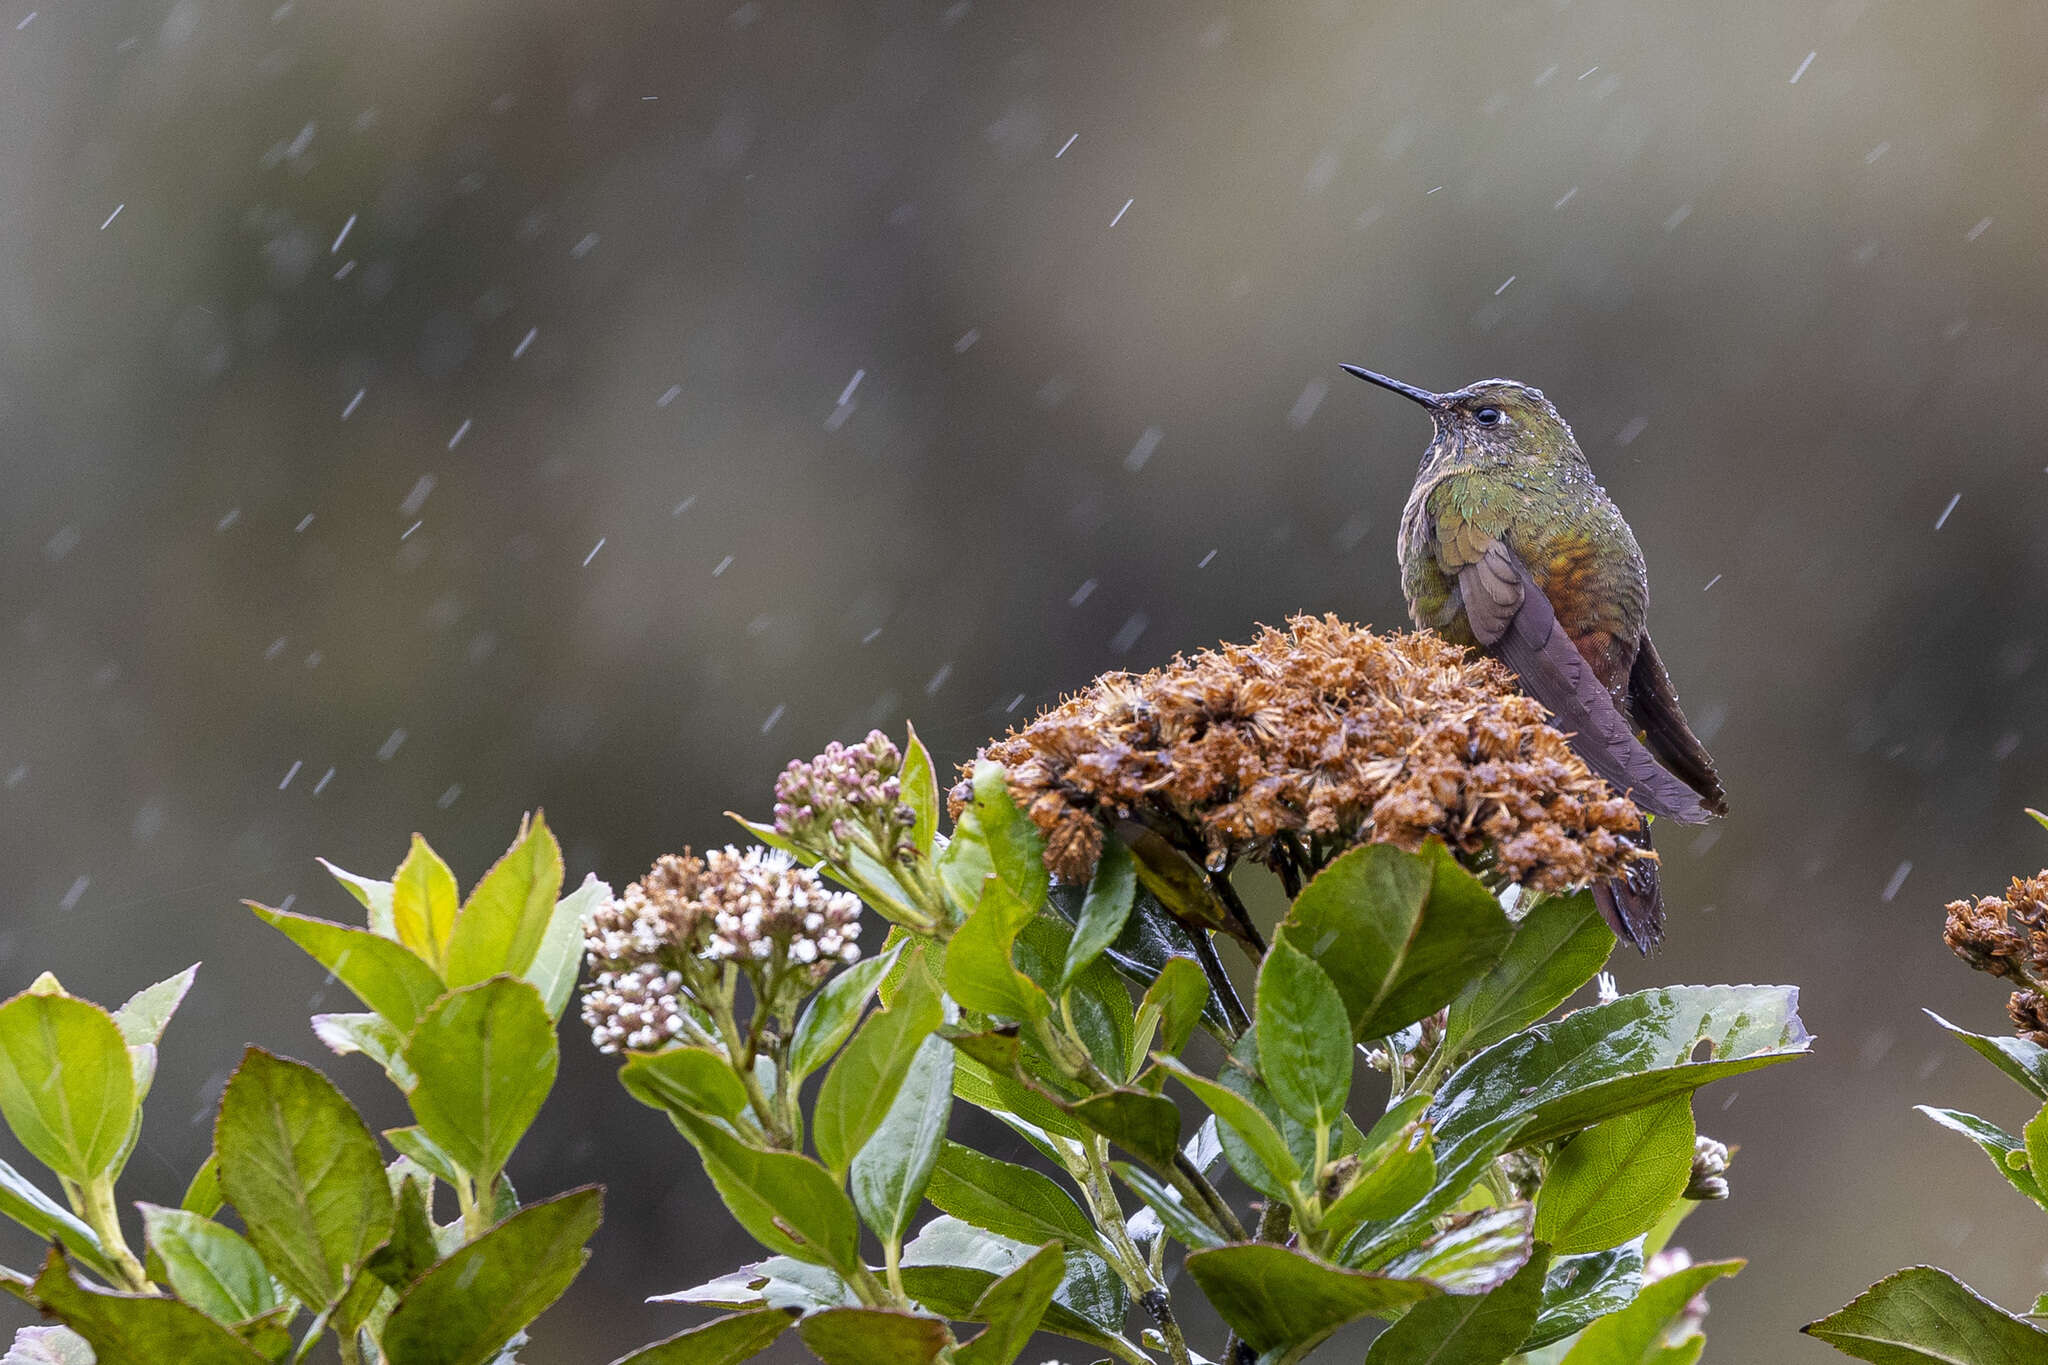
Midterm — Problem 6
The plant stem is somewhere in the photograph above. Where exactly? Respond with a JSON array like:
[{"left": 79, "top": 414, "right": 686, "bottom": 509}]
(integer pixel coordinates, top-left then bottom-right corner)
[
  {"left": 336, "top": 1331, "right": 364, "bottom": 1365},
  {"left": 1204, "top": 868, "right": 1267, "bottom": 957},
  {"left": 1190, "top": 930, "right": 1251, "bottom": 1037},
  {"left": 1077, "top": 1142, "right": 1192, "bottom": 1365},
  {"left": 883, "top": 1236, "right": 907, "bottom": 1305},
  {"left": 456, "top": 1173, "right": 492, "bottom": 1241},
  {"left": 79, "top": 1176, "right": 150, "bottom": 1293},
  {"left": 1168, "top": 1152, "right": 1247, "bottom": 1242}
]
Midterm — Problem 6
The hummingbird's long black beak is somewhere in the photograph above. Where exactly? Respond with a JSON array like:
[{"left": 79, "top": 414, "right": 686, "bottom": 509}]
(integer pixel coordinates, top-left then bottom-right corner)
[{"left": 1341, "top": 364, "right": 1442, "bottom": 410}]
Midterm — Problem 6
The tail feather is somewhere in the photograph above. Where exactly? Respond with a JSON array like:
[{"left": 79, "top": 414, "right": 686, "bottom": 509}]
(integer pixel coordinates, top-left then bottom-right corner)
[{"left": 1593, "top": 820, "right": 1663, "bottom": 953}]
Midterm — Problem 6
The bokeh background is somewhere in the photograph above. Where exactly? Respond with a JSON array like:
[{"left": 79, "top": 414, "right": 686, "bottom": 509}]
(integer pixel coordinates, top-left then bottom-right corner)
[{"left": 5, "top": 0, "right": 2048, "bottom": 1358}]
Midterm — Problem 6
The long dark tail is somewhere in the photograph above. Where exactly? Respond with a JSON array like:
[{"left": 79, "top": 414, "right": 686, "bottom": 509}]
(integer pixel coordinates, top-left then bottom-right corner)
[{"left": 1593, "top": 818, "right": 1663, "bottom": 953}]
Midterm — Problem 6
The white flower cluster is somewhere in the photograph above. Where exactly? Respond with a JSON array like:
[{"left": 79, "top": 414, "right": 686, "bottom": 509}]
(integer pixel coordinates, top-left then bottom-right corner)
[
  {"left": 584, "top": 962, "right": 689, "bottom": 1054},
  {"left": 699, "top": 845, "right": 862, "bottom": 967}
]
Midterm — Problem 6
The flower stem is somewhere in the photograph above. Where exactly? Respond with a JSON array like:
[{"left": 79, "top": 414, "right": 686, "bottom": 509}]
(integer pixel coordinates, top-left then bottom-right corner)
[{"left": 79, "top": 1175, "right": 150, "bottom": 1293}]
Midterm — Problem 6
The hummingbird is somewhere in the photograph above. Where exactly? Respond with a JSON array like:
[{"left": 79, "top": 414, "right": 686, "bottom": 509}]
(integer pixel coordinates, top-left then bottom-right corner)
[{"left": 1342, "top": 365, "right": 1726, "bottom": 950}]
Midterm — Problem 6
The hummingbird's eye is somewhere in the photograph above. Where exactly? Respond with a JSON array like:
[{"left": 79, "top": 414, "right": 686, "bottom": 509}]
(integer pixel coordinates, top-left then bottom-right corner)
[{"left": 1475, "top": 406, "right": 1504, "bottom": 426}]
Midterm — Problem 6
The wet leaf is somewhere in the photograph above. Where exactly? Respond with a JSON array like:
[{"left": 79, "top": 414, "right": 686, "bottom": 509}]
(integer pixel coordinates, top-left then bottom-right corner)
[
  {"left": 139, "top": 1203, "right": 280, "bottom": 1325},
  {"left": 797, "top": 1307, "right": 952, "bottom": 1365},
  {"left": 1256, "top": 935, "right": 1353, "bottom": 1133},
  {"left": 1446, "top": 891, "right": 1612, "bottom": 1055},
  {"left": 788, "top": 943, "right": 904, "bottom": 1084},
  {"left": 1183, "top": 1242, "right": 1438, "bottom": 1355},
  {"left": 955, "top": 1242, "right": 1064, "bottom": 1365},
  {"left": 1365, "top": 1243, "right": 1551, "bottom": 1364},
  {"left": 926, "top": 1142, "right": 1101, "bottom": 1254},
  {"left": 1522, "top": 1242, "right": 1644, "bottom": 1351},
  {"left": 1061, "top": 838, "right": 1136, "bottom": 990},
  {"left": 607, "top": 1307, "right": 795, "bottom": 1365},
  {"left": 1804, "top": 1267, "right": 2048, "bottom": 1364},
  {"left": 1562, "top": 1257, "right": 1739, "bottom": 1363},
  {"left": 27, "top": 1248, "right": 264, "bottom": 1364},
  {"left": 815, "top": 969, "right": 942, "bottom": 1177}
]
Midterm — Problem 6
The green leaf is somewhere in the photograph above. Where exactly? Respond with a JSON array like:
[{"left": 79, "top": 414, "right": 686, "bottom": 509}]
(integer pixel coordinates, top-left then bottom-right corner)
[
  {"left": 1562, "top": 1258, "right": 1739, "bottom": 1363},
  {"left": 608, "top": 1307, "right": 796, "bottom": 1365},
  {"left": 391, "top": 834, "right": 462, "bottom": 973},
  {"left": 381, "top": 1187, "right": 601, "bottom": 1365},
  {"left": 403, "top": 978, "right": 558, "bottom": 1185},
  {"left": 383, "top": 1127, "right": 462, "bottom": 1188},
  {"left": 312, "top": 1012, "right": 417, "bottom": 1089},
  {"left": 1061, "top": 838, "right": 1137, "bottom": 990},
  {"left": 935, "top": 805, "right": 997, "bottom": 913},
  {"left": 1063, "top": 1088, "right": 1183, "bottom": 1171},
  {"left": 27, "top": 1247, "right": 265, "bottom": 1364},
  {"left": 899, "top": 1219, "right": 1139, "bottom": 1361},
  {"left": 850, "top": 1034, "right": 953, "bottom": 1246},
  {"left": 620, "top": 1046, "right": 749, "bottom": 1125},
  {"left": 247, "top": 903, "right": 447, "bottom": 1032},
  {"left": 946, "top": 881, "right": 1049, "bottom": 1022},
  {"left": 111, "top": 965, "right": 200, "bottom": 1048},
  {"left": 970, "top": 761, "right": 1049, "bottom": 913},
  {"left": 1282, "top": 842, "right": 1512, "bottom": 1041},
  {"left": 0, "top": 992, "right": 136, "bottom": 1183},
  {"left": 1447, "top": 892, "right": 1612, "bottom": 1055},
  {"left": 649, "top": 1256, "right": 855, "bottom": 1313},
  {"left": 1183, "top": 1242, "right": 1438, "bottom": 1355},
  {"left": 1319, "top": 1113, "right": 1435, "bottom": 1237},
  {"left": 1155, "top": 1055, "right": 1302, "bottom": 1194},
  {"left": 668, "top": 1109, "right": 861, "bottom": 1272},
  {"left": 1014, "top": 917, "right": 1134, "bottom": 1080},
  {"left": 1535, "top": 1096, "right": 1695, "bottom": 1255},
  {"left": 443, "top": 816, "right": 566, "bottom": 990},
  {"left": 956, "top": 1242, "right": 1064, "bottom": 1365},
  {"left": 1365, "top": 1243, "right": 1551, "bottom": 1364},
  {"left": 139, "top": 1204, "right": 279, "bottom": 1325},
  {"left": 0, "top": 1157, "right": 118, "bottom": 1285},
  {"left": 319, "top": 859, "right": 398, "bottom": 937},
  {"left": 815, "top": 970, "right": 943, "bottom": 1177},
  {"left": 1386, "top": 1203, "right": 1536, "bottom": 1294},
  {"left": 1432, "top": 986, "right": 1810, "bottom": 1152},
  {"left": 525, "top": 874, "right": 608, "bottom": 1022},
  {"left": 367, "top": 1174, "right": 440, "bottom": 1291},
  {"left": 949, "top": 1039, "right": 1086, "bottom": 1143},
  {"left": 1133, "top": 956, "right": 1210, "bottom": 1072},
  {"left": 214, "top": 1048, "right": 392, "bottom": 1310},
  {"left": 797, "top": 1307, "right": 952, "bottom": 1365},
  {"left": 180, "top": 1152, "right": 223, "bottom": 1218},
  {"left": 1257, "top": 935, "right": 1353, "bottom": 1132},
  {"left": 2028, "top": 1103, "right": 2048, "bottom": 1199},
  {"left": 1926, "top": 1011, "right": 2048, "bottom": 1101},
  {"left": 1523, "top": 1243, "right": 1644, "bottom": 1351},
  {"left": 789, "top": 943, "right": 905, "bottom": 1085},
  {"left": 1919, "top": 1107, "right": 2048, "bottom": 1208},
  {"left": 927, "top": 1142, "right": 1102, "bottom": 1253},
  {"left": 1111, "top": 1162, "right": 1224, "bottom": 1250},
  {"left": 901, "top": 722, "right": 941, "bottom": 856}
]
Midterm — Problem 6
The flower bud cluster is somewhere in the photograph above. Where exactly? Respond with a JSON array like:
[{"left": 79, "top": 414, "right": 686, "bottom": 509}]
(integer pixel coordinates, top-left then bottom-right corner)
[
  {"left": 580, "top": 845, "right": 862, "bottom": 1054},
  {"left": 774, "top": 731, "right": 918, "bottom": 863},
  {"left": 1685, "top": 1134, "right": 1731, "bottom": 1200}
]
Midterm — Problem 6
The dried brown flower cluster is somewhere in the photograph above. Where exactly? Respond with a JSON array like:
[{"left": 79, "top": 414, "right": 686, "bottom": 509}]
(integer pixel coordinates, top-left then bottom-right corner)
[
  {"left": 960, "top": 614, "right": 1644, "bottom": 892},
  {"left": 1943, "top": 870, "right": 2048, "bottom": 1043}
]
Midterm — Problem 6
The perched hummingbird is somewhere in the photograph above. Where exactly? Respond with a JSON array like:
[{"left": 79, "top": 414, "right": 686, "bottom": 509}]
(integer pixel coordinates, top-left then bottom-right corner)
[{"left": 1342, "top": 366, "right": 1726, "bottom": 950}]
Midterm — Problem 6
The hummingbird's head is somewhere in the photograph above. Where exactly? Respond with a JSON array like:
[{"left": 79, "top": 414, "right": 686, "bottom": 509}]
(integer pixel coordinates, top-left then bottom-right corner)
[{"left": 1340, "top": 367, "right": 1584, "bottom": 472}]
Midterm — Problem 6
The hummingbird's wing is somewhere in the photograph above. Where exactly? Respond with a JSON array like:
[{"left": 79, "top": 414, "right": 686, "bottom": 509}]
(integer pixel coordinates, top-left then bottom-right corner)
[
  {"left": 1627, "top": 635, "right": 1729, "bottom": 816},
  {"left": 1457, "top": 540, "right": 1712, "bottom": 824}
]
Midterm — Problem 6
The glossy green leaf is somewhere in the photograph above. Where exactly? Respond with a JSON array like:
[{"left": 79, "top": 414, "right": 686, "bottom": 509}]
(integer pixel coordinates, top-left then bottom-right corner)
[
  {"left": 0, "top": 992, "right": 135, "bottom": 1183},
  {"left": 247, "top": 902, "right": 447, "bottom": 1031},
  {"left": 797, "top": 1307, "right": 951, "bottom": 1365},
  {"left": 1447, "top": 892, "right": 1612, "bottom": 1055},
  {"left": 1432, "top": 985, "right": 1810, "bottom": 1152},
  {"left": 215, "top": 1048, "right": 391, "bottom": 1310},
  {"left": 946, "top": 881, "right": 1049, "bottom": 1022},
  {"left": 1926, "top": 1011, "right": 2048, "bottom": 1101},
  {"left": 312, "top": 1011, "right": 417, "bottom": 1090},
  {"left": 111, "top": 965, "right": 199, "bottom": 1048},
  {"left": 526, "top": 874, "right": 608, "bottom": 1022},
  {"left": 1134, "top": 956, "right": 1210, "bottom": 1072},
  {"left": 970, "top": 761, "right": 1049, "bottom": 913},
  {"left": 1919, "top": 1107, "right": 2048, "bottom": 1208},
  {"left": 899, "top": 1218, "right": 1139, "bottom": 1360},
  {"left": 956, "top": 1242, "right": 1064, "bottom": 1365},
  {"left": 403, "top": 978, "right": 557, "bottom": 1184},
  {"left": 901, "top": 722, "right": 941, "bottom": 856},
  {"left": 367, "top": 1174, "right": 440, "bottom": 1291},
  {"left": 949, "top": 1035, "right": 1087, "bottom": 1142},
  {"left": 139, "top": 1204, "right": 278, "bottom": 1325},
  {"left": 1386, "top": 1203, "right": 1536, "bottom": 1293},
  {"left": 608, "top": 1307, "right": 795, "bottom": 1365},
  {"left": 1111, "top": 1162, "right": 1223, "bottom": 1250},
  {"left": 1523, "top": 1243, "right": 1645, "bottom": 1351},
  {"left": 1055, "top": 880, "right": 1234, "bottom": 1032},
  {"left": 789, "top": 943, "right": 905, "bottom": 1084},
  {"left": 1283, "top": 842, "right": 1512, "bottom": 1041},
  {"left": 320, "top": 859, "right": 397, "bottom": 937},
  {"left": 1155, "top": 1055, "right": 1302, "bottom": 1195},
  {"left": 1013, "top": 916, "right": 1134, "bottom": 1080},
  {"left": 927, "top": 1142, "right": 1101, "bottom": 1252},
  {"left": 27, "top": 1248, "right": 265, "bottom": 1364},
  {"left": 381, "top": 1187, "right": 601, "bottom": 1365},
  {"left": 391, "top": 834, "right": 462, "bottom": 973},
  {"left": 1536, "top": 1096, "right": 1695, "bottom": 1254},
  {"left": 649, "top": 1256, "right": 855, "bottom": 1313},
  {"left": 1061, "top": 838, "right": 1136, "bottom": 990},
  {"left": 935, "top": 804, "right": 997, "bottom": 912},
  {"left": 2028, "top": 1103, "right": 2048, "bottom": 1199},
  {"left": 444, "top": 815, "right": 565, "bottom": 988},
  {"left": 1804, "top": 1265, "right": 2048, "bottom": 1364},
  {"left": 1365, "top": 1243, "right": 1551, "bottom": 1364},
  {"left": 850, "top": 1034, "right": 952, "bottom": 1246},
  {"left": 1064, "top": 1087, "right": 1183, "bottom": 1171},
  {"left": 620, "top": 1046, "right": 749, "bottom": 1125},
  {"left": 1183, "top": 1242, "right": 1438, "bottom": 1355},
  {"left": 1562, "top": 1258, "right": 1739, "bottom": 1363},
  {"left": 1257, "top": 935, "right": 1353, "bottom": 1132},
  {"left": 0, "top": 1157, "right": 117, "bottom": 1284},
  {"left": 1320, "top": 1113, "right": 1435, "bottom": 1237},
  {"left": 815, "top": 971, "right": 943, "bottom": 1177},
  {"left": 669, "top": 1109, "right": 861, "bottom": 1271}
]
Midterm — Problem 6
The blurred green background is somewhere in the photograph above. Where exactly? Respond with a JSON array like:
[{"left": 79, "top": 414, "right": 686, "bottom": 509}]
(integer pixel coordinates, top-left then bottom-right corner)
[{"left": 4, "top": 0, "right": 2047, "bottom": 1358}]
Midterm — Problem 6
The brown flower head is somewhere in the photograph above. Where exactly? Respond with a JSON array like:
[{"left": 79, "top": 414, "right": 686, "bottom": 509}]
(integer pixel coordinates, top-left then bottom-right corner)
[{"left": 953, "top": 615, "right": 1643, "bottom": 892}]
